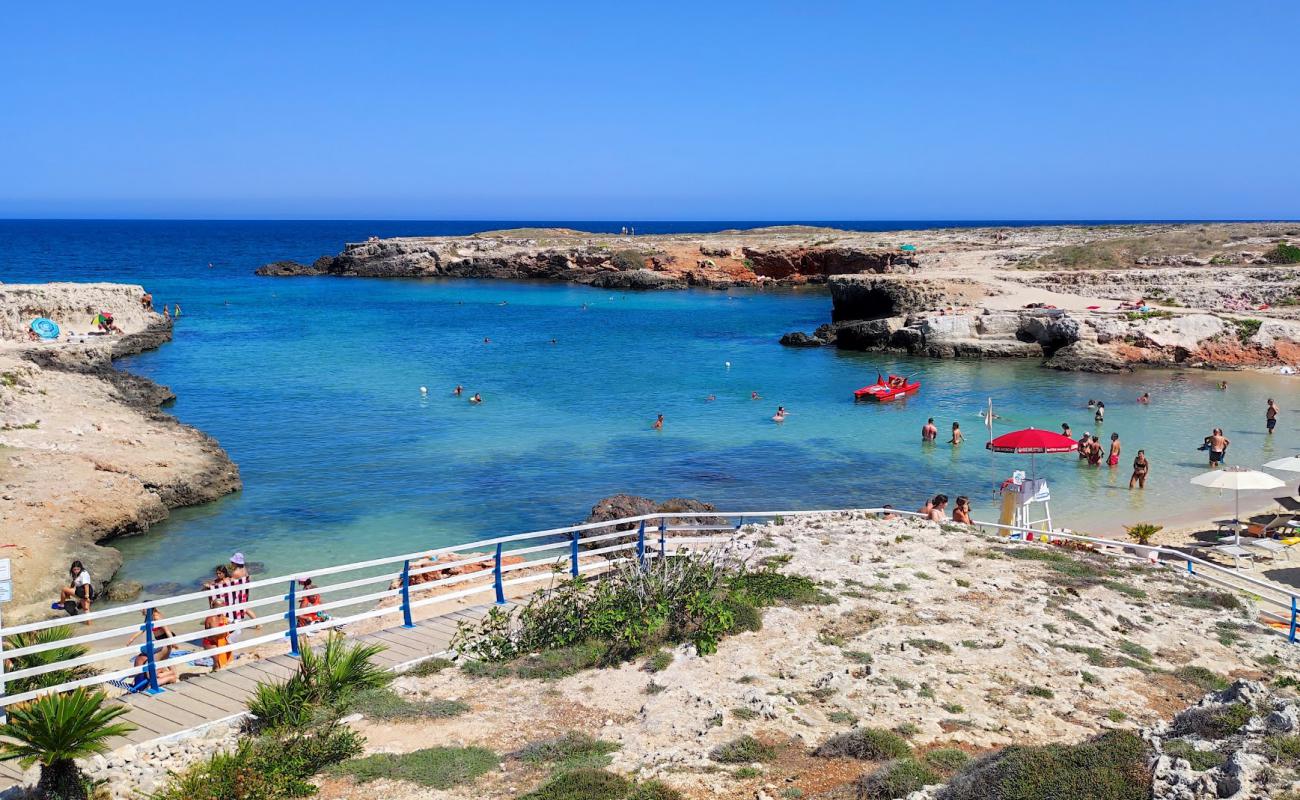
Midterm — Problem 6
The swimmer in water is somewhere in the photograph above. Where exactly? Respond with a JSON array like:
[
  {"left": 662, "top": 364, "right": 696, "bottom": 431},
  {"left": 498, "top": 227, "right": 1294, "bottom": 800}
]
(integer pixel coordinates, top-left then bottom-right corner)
[
  {"left": 705, "top": 394, "right": 716, "bottom": 402},
  {"left": 948, "top": 422, "right": 963, "bottom": 445},
  {"left": 1087, "top": 399, "right": 1096, "bottom": 409},
  {"left": 1094, "top": 401, "right": 1105, "bottom": 424},
  {"left": 773, "top": 406, "right": 787, "bottom": 422},
  {"left": 550, "top": 338, "right": 557, "bottom": 345},
  {"left": 1137, "top": 392, "right": 1150, "bottom": 404},
  {"left": 1061, "top": 422, "right": 1072, "bottom": 438},
  {"left": 453, "top": 385, "right": 463, "bottom": 396},
  {"left": 979, "top": 409, "right": 1003, "bottom": 422},
  {"left": 483, "top": 337, "right": 491, "bottom": 344},
  {"left": 1107, "top": 431, "right": 1121, "bottom": 467},
  {"left": 652, "top": 414, "right": 664, "bottom": 430},
  {"left": 1218, "top": 380, "right": 1228, "bottom": 390},
  {"left": 469, "top": 393, "right": 483, "bottom": 404},
  {"left": 751, "top": 391, "right": 761, "bottom": 400}
]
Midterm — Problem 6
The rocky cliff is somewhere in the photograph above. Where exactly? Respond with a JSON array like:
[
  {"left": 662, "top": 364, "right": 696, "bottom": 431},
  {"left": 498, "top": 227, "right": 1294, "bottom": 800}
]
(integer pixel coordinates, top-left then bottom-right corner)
[
  {"left": 783, "top": 275, "right": 1300, "bottom": 372},
  {"left": 0, "top": 283, "right": 241, "bottom": 620}
]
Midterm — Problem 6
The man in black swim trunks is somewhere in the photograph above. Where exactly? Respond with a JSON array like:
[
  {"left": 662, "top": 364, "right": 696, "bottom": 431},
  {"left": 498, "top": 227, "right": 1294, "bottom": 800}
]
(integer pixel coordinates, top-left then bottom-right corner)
[
  {"left": 1267, "top": 399, "right": 1278, "bottom": 435},
  {"left": 1207, "top": 428, "right": 1229, "bottom": 468}
]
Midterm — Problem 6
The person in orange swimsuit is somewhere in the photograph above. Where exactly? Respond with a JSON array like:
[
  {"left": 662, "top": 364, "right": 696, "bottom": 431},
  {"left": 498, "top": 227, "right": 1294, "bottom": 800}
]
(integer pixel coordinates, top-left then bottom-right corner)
[
  {"left": 202, "top": 596, "right": 232, "bottom": 670},
  {"left": 296, "top": 576, "right": 328, "bottom": 628}
]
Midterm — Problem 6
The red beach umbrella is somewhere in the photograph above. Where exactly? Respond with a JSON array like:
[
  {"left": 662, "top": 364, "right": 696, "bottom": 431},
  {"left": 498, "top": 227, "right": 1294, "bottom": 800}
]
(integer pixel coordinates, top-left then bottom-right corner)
[
  {"left": 986, "top": 427, "right": 1079, "bottom": 480},
  {"left": 986, "top": 428, "right": 1079, "bottom": 454}
]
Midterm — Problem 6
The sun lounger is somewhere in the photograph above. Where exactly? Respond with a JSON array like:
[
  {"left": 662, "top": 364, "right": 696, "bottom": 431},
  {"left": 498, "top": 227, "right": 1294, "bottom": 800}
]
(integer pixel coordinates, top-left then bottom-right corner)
[
  {"left": 1203, "top": 544, "right": 1254, "bottom": 569},
  {"left": 1243, "top": 513, "right": 1296, "bottom": 537},
  {"left": 1242, "top": 538, "right": 1293, "bottom": 560},
  {"left": 1275, "top": 496, "right": 1300, "bottom": 513}
]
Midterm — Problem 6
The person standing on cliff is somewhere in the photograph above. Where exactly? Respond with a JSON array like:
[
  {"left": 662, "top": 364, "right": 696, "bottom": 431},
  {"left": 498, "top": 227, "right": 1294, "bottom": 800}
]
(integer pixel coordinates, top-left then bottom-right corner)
[
  {"left": 1267, "top": 398, "right": 1278, "bottom": 435},
  {"left": 922, "top": 418, "right": 938, "bottom": 442}
]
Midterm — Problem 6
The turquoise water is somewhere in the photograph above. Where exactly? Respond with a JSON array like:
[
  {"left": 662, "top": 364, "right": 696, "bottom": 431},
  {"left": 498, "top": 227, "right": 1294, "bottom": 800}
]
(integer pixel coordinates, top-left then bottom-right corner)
[{"left": 3, "top": 221, "right": 1297, "bottom": 594}]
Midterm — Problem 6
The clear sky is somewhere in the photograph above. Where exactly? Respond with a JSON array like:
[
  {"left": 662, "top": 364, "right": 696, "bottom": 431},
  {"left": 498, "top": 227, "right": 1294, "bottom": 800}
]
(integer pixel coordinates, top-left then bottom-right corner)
[{"left": 2, "top": 2, "right": 1297, "bottom": 220}]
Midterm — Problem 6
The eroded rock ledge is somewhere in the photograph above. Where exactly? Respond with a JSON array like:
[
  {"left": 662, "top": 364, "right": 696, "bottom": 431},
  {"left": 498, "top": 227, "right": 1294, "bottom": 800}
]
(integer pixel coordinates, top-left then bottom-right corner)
[
  {"left": 783, "top": 275, "right": 1300, "bottom": 372},
  {"left": 0, "top": 283, "right": 241, "bottom": 620}
]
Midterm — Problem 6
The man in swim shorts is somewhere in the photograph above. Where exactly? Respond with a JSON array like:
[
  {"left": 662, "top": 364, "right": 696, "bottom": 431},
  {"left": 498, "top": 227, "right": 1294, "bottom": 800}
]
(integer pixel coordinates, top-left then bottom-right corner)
[
  {"left": 1208, "top": 428, "right": 1229, "bottom": 467},
  {"left": 922, "top": 418, "right": 938, "bottom": 441},
  {"left": 1267, "top": 398, "right": 1278, "bottom": 435}
]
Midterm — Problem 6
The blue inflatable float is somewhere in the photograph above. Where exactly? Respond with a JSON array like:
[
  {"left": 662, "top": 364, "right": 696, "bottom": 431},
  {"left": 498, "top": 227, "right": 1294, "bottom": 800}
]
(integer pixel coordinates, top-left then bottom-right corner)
[{"left": 30, "top": 317, "right": 60, "bottom": 340}]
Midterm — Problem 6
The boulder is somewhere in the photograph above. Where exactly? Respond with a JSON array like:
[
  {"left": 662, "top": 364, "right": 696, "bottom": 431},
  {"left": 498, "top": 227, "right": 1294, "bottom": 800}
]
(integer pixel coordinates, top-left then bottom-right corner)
[
  {"left": 102, "top": 580, "right": 143, "bottom": 603},
  {"left": 1250, "top": 319, "right": 1300, "bottom": 349},
  {"left": 1044, "top": 342, "right": 1131, "bottom": 373},
  {"left": 976, "top": 313, "right": 1021, "bottom": 338},
  {"left": 1018, "top": 313, "right": 1081, "bottom": 354},
  {"left": 780, "top": 331, "right": 825, "bottom": 348},
  {"left": 829, "top": 276, "right": 974, "bottom": 321},
  {"left": 1131, "top": 314, "right": 1226, "bottom": 350},
  {"left": 836, "top": 318, "right": 903, "bottom": 350},
  {"left": 587, "top": 269, "right": 684, "bottom": 290},
  {"left": 919, "top": 314, "right": 975, "bottom": 341}
]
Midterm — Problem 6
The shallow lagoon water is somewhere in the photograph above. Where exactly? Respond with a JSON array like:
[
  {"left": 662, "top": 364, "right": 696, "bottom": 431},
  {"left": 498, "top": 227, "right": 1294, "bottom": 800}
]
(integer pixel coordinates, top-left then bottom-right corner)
[{"left": 3, "top": 221, "right": 1297, "bottom": 591}]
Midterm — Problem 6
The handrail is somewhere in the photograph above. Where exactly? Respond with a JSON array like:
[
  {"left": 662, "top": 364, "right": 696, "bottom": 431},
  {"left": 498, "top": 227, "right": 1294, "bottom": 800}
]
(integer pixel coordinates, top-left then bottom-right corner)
[{"left": 1, "top": 506, "right": 1296, "bottom": 708}]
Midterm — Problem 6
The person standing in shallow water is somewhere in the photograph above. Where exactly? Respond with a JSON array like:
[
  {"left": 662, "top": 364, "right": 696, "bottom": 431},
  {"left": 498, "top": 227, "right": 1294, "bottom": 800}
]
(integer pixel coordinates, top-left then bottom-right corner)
[
  {"left": 652, "top": 414, "right": 663, "bottom": 430},
  {"left": 1266, "top": 398, "right": 1278, "bottom": 435},
  {"left": 948, "top": 422, "right": 963, "bottom": 445},
  {"left": 1130, "top": 450, "right": 1149, "bottom": 489},
  {"left": 1107, "top": 432, "right": 1122, "bottom": 467},
  {"left": 1061, "top": 422, "right": 1072, "bottom": 438},
  {"left": 922, "top": 418, "right": 938, "bottom": 441},
  {"left": 1094, "top": 401, "right": 1105, "bottom": 424}
]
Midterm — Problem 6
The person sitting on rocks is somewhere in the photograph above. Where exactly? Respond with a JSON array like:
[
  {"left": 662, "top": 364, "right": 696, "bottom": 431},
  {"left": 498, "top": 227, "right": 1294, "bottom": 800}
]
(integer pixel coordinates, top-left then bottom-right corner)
[{"left": 57, "top": 560, "right": 96, "bottom": 619}]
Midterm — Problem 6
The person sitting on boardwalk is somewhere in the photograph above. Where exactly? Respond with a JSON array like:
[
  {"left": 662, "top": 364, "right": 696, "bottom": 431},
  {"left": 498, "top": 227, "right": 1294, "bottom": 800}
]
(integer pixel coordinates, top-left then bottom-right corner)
[
  {"left": 952, "top": 496, "right": 972, "bottom": 524},
  {"left": 202, "top": 595, "right": 233, "bottom": 671},
  {"left": 296, "top": 576, "right": 329, "bottom": 629},
  {"left": 128, "top": 629, "right": 178, "bottom": 690},
  {"left": 126, "top": 608, "right": 175, "bottom": 647}
]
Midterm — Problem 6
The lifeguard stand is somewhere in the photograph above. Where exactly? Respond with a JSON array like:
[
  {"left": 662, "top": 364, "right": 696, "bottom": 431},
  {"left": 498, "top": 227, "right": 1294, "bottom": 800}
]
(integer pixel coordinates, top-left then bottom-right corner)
[{"left": 998, "top": 471, "right": 1054, "bottom": 534}]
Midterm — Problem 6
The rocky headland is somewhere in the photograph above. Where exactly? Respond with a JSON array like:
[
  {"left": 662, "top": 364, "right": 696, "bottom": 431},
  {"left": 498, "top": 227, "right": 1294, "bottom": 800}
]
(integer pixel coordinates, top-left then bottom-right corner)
[
  {"left": 0, "top": 283, "right": 241, "bottom": 621},
  {"left": 261, "top": 223, "right": 1300, "bottom": 372}
]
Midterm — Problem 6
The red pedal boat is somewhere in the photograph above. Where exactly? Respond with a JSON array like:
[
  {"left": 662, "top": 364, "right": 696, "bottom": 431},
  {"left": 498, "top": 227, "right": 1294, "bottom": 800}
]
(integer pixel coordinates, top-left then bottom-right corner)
[{"left": 854, "top": 374, "right": 920, "bottom": 402}]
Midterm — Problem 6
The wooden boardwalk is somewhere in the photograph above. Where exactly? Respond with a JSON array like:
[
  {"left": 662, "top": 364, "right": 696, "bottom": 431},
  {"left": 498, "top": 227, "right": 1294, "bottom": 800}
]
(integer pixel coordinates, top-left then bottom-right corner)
[{"left": 0, "top": 604, "right": 494, "bottom": 788}]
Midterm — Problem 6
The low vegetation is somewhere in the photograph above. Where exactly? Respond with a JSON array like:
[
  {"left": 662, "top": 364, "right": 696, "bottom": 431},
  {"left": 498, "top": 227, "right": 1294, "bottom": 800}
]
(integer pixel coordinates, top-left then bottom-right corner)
[
  {"left": 1123, "top": 523, "right": 1162, "bottom": 546},
  {"left": 336, "top": 745, "right": 498, "bottom": 788},
  {"left": 453, "top": 550, "right": 826, "bottom": 677},
  {"left": 936, "top": 730, "right": 1151, "bottom": 800},
  {"left": 0, "top": 689, "right": 134, "bottom": 800},
  {"left": 710, "top": 735, "right": 778, "bottom": 764},
  {"left": 1264, "top": 242, "right": 1300, "bottom": 264},
  {"left": 518, "top": 768, "right": 684, "bottom": 800},
  {"left": 515, "top": 732, "right": 621, "bottom": 772},
  {"left": 813, "top": 728, "right": 911, "bottom": 760},
  {"left": 1, "top": 626, "right": 98, "bottom": 695},
  {"left": 346, "top": 687, "right": 469, "bottom": 721}
]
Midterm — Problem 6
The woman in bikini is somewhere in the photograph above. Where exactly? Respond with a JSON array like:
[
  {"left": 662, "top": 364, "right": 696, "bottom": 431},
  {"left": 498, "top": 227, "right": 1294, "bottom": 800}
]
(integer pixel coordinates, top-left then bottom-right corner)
[{"left": 1130, "top": 450, "right": 1149, "bottom": 489}]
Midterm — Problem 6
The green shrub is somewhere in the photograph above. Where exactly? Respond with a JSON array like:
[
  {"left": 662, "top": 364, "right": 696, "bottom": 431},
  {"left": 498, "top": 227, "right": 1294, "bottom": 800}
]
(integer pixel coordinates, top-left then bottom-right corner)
[
  {"left": 248, "top": 634, "right": 391, "bottom": 732},
  {"left": 157, "top": 723, "right": 362, "bottom": 799},
  {"left": 733, "top": 766, "right": 762, "bottom": 778},
  {"left": 856, "top": 758, "right": 939, "bottom": 799},
  {"left": 732, "top": 707, "right": 759, "bottom": 721},
  {"left": 1171, "top": 703, "right": 1252, "bottom": 739},
  {"left": 345, "top": 687, "right": 469, "bottom": 720},
  {"left": 628, "top": 780, "right": 686, "bottom": 800},
  {"left": 905, "top": 638, "right": 952, "bottom": 655},
  {"left": 1117, "top": 640, "right": 1152, "bottom": 664},
  {"left": 1167, "top": 590, "right": 1241, "bottom": 611},
  {"left": 724, "top": 598, "right": 764, "bottom": 633},
  {"left": 1172, "top": 666, "right": 1230, "bottom": 693},
  {"left": 1026, "top": 686, "right": 1054, "bottom": 699},
  {"left": 610, "top": 251, "right": 646, "bottom": 271},
  {"left": 517, "top": 767, "right": 684, "bottom": 800},
  {"left": 406, "top": 657, "right": 455, "bottom": 676},
  {"left": 710, "top": 735, "right": 777, "bottom": 764},
  {"left": 936, "top": 730, "right": 1150, "bottom": 800},
  {"left": 730, "top": 569, "right": 834, "bottom": 607},
  {"left": 514, "top": 642, "right": 607, "bottom": 679},
  {"left": 1264, "top": 242, "right": 1300, "bottom": 264},
  {"left": 1123, "top": 523, "right": 1162, "bottom": 546},
  {"left": 1232, "top": 318, "right": 1263, "bottom": 345},
  {"left": 1162, "top": 739, "right": 1225, "bottom": 771},
  {"left": 829, "top": 710, "right": 858, "bottom": 725},
  {"left": 924, "top": 747, "right": 970, "bottom": 772},
  {"left": 0, "top": 688, "right": 133, "bottom": 800},
  {"left": 515, "top": 731, "right": 621, "bottom": 772},
  {"left": 1106, "top": 709, "right": 1127, "bottom": 723},
  {"left": 336, "top": 745, "right": 498, "bottom": 788},
  {"left": 645, "top": 649, "right": 674, "bottom": 673},
  {"left": 1, "top": 626, "right": 98, "bottom": 695},
  {"left": 1263, "top": 734, "right": 1300, "bottom": 765},
  {"left": 813, "top": 728, "right": 911, "bottom": 760}
]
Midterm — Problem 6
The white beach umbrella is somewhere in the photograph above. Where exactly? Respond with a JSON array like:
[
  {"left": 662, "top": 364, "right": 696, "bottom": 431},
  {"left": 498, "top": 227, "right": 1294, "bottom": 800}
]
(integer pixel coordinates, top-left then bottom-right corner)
[
  {"left": 1189, "top": 466, "right": 1286, "bottom": 545},
  {"left": 1262, "top": 455, "right": 1300, "bottom": 473}
]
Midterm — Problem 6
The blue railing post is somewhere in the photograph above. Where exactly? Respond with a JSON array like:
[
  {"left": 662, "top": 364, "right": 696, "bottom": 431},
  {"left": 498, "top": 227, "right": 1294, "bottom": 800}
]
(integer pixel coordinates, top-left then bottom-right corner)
[
  {"left": 636, "top": 521, "right": 646, "bottom": 569},
  {"left": 658, "top": 519, "right": 667, "bottom": 560},
  {"left": 493, "top": 543, "right": 507, "bottom": 605},
  {"left": 569, "top": 531, "right": 580, "bottom": 578},
  {"left": 1187, "top": 559, "right": 1194, "bottom": 575},
  {"left": 400, "top": 559, "right": 416, "bottom": 628},
  {"left": 1290, "top": 597, "right": 1297, "bottom": 644},
  {"left": 735, "top": 516, "right": 745, "bottom": 531},
  {"left": 286, "top": 580, "right": 300, "bottom": 657},
  {"left": 142, "top": 607, "right": 163, "bottom": 694}
]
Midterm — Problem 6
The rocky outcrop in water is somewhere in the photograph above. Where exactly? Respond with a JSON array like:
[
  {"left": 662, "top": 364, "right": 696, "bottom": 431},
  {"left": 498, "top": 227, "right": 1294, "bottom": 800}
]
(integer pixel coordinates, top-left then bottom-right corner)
[{"left": 257, "top": 230, "right": 918, "bottom": 290}]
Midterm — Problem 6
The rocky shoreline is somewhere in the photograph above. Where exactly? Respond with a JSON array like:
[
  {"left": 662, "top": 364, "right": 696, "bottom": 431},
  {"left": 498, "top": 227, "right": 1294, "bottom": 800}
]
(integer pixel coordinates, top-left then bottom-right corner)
[
  {"left": 0, "top": 283, "right": 241, "bottom": 621},
  {"left": 261, "top": 223, "right": 1300, "bottom": 372}
]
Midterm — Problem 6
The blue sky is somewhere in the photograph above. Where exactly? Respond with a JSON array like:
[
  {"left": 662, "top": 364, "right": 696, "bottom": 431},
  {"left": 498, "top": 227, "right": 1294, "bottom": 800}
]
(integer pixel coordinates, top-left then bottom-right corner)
[{"left": 2, "top": 2, "right": 1297, "bottom": 220}]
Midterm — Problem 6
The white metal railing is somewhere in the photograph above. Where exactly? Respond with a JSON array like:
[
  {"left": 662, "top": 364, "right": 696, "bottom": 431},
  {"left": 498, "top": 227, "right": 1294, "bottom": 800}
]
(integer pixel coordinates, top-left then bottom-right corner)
[{"left": 1, "top": 507, "right": 1296, "bottom": 708}]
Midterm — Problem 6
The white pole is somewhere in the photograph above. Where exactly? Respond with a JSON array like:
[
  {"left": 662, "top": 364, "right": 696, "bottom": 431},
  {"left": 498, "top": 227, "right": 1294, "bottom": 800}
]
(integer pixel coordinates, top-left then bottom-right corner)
[{"left": 1, "top": 605, "right": 6, "bottom": 724}]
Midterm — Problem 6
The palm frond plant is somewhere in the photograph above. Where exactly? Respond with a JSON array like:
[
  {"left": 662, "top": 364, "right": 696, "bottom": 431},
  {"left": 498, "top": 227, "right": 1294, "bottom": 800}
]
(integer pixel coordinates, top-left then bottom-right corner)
[
  {"left": 3, "top": 627, "right": 98, "bottom": 695},
  {"left": 0, "top": 688, "right": 134, "bottom": 800},
  {"left": 1123, "top": 523, "right": 1163, "bottom": 546},
  {"left": 298, "top": 634, "right": 390, "bottom": 704}
]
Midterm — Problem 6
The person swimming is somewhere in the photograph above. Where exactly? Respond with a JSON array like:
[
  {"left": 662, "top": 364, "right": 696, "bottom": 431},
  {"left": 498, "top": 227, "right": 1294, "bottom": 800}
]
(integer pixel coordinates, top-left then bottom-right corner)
[
  {"left": 483, "top": 337, "right": 491, "bottom": 344},
  {"left": 653, "top": 414, "right": 664, "bottom": 430},
  {"left": 705, "top": 394, "right": 716, "bottom": 402},
  {"left": 469, "top": 393, "right": 483, "bottom": 404},
  {"left": 1137, "top": 392, "right": 1150, "bottom": 404},
  {"left": 1218, "top": 381, "right": 1228, "bottom": 390},
  {"left": 750, "top": 391, "right": 761, "bottom": 400},
  {"left": 773, "top": 406, "right": 787, "bottom": 422},
  {"left": 453, "top": 385, "right": 463, "bottom": 396}
]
